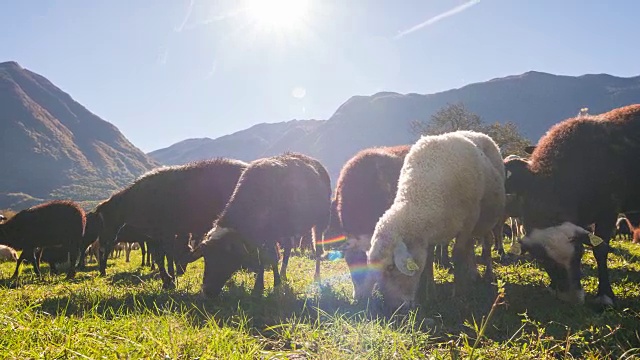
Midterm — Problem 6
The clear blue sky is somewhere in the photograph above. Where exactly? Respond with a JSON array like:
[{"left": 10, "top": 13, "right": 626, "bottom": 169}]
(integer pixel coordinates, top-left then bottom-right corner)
[{"left": 1, "top": 0, "right": 639, "bottom": 152}]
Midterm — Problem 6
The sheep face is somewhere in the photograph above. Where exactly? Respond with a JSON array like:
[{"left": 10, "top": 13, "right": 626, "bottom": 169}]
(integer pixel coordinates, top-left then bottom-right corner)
[
  {"left": 171, "top": 234, "right": 193, "bottom": 276},
  {"left": 504, "top": 158, "right": 532, "bottom": 195},
  {"left": 372, "top": 239, "right": 426, "bottom": 314},
  {"left": 343, "top": 235, "right": 370, "bottom": 300},
  {"left": 195, "top": 227, "right": 265, "bottom": 298},
  {"left": 521, "top": 222, "right": 590, "bottom": 304}
]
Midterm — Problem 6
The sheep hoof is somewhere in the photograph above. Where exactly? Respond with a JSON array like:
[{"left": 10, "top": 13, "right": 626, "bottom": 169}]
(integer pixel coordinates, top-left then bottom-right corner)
[{"left": 162, "top": 280, "right": 176, "bottom": 290}]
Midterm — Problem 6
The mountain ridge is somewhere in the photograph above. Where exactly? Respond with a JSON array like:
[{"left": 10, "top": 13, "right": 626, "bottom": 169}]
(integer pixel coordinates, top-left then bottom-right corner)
[
  {"left": 0, "top": 61, "right": 158, "bottom": 210},
  {"left": 149, "top": 70, "right": 640, "bottom": 183}
]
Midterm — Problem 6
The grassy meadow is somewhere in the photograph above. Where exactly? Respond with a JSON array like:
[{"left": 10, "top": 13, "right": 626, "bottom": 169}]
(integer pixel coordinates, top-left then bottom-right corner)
[{"left": 0, "top": 240, "right": 639, "bottom": 359}]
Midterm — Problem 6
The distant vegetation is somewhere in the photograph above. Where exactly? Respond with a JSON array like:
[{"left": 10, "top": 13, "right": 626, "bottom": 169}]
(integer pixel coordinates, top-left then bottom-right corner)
[{"left": 411, "top": 102, "right": 532, "bottom": 157}]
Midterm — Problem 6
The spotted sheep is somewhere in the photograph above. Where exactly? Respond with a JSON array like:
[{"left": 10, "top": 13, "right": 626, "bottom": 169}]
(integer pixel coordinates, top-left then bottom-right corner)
[
  {"left": 505, "top": 104, "right": 640, "bottom": 306},
  {"left": 363, "top": 131, "right": 506, "bottom": 313}
]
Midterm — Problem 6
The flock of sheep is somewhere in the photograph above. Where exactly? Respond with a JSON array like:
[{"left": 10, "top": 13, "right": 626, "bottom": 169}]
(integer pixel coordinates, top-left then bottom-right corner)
[{"left": 1, "top": 103, "right": 639, "bottom": 315}]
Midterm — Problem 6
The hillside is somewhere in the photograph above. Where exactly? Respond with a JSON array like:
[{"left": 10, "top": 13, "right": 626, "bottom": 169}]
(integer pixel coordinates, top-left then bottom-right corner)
[
  {"left": 148, "top": 119, "right": 324, "bottom": 165},
  {"left": 151, "top": 71, "right": 640, "bottom": 182},
  {"left": 0, "top": 61, "right": 158, "bottom": 210}
]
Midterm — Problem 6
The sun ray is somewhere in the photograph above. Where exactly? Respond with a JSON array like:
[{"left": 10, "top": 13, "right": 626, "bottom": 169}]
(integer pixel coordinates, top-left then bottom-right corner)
[{"left": 243, "top": 0, "right": 311, "bottom": 32}]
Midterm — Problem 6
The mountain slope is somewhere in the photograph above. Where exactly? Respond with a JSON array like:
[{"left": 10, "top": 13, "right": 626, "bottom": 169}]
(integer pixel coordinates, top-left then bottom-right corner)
[
  {"left": 151, "top": 71, "right": 640, "bottom": 182},
  {"left": 148, "top": 120, "right": 324, "bottom": 165},
  {"left": 0, "top": 61, "right": 158, "bottom": 209}
]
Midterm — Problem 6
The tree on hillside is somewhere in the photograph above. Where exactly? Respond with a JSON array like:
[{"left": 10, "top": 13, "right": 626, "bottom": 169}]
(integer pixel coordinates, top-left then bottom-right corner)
[
  {"left": 410, "top": 102, "right": 532, "bottom": 157},
  {"left": 410, "top": 102, "right": 484, "bottom": 135}
]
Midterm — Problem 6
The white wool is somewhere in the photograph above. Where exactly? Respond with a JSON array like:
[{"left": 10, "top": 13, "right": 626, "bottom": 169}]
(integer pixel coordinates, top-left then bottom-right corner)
[
  {"left": 368, "top": 131, "right": 506, "bottom": 264},
  {"left": 521, "top": 222, "right": 585, "bottom": 269},
  {"left": 0, "top": 245, "right": 17, "bottom": 262}
]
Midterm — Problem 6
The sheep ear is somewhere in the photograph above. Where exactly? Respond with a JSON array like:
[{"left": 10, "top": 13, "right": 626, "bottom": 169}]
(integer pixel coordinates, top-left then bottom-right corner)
[
  {"left": 524, "top": 146, "right": 536, "bottom": 154},
  {"left": 393, "top": 240, "right": 418, "bottom": 276}
]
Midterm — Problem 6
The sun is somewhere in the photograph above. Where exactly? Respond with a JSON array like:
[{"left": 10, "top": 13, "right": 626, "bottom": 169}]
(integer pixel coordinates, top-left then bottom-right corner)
[{"left": 243, "top": 0, "right": 311, "bottom": 32}]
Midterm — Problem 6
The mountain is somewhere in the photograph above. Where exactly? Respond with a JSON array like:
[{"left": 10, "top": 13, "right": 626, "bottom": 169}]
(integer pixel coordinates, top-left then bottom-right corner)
[
  {"left": 148, "top": 119, "right": 324, "bottom": 165},
  {"left": 0, "top": 61, "right": 158, "bottom": 210},
  {"left": 152, "top": 71, "right": 640, "bottom": 183}
]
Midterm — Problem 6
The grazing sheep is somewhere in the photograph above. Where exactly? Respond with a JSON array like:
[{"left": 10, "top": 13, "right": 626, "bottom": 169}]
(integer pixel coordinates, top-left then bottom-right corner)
[
  {"left": 27, "top": 246, "right": 75, "bottom": 274},
  {"left": 335, "top": 144, "right": 411, "bottom": 299},
  {"left": 365, "top": 131, "right": 505, "bottom": 313},
  {"left": 94, "top": 158, "right": 248, "bottom": 289},
  {"left": 0, "top": 200, "right": 86, "bottom": 280},
  {"left": 633, "top": 228, "right": 640, "bottom": 244},
  {"left": 507, "top": 104, "right": 640, "bottom": 306},
  {"left": 0, "top": 245, "right": 17, "bottom": 262},
  {"left": 615, "top": 217, "right": 633, "bottom": 241},
  {"left": 191, "top": 152, "right": 332, "bottom": 298}
]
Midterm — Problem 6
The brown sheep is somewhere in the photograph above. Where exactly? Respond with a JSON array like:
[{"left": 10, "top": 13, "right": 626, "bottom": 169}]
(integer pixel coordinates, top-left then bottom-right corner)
[
  {"left": 0, "top": 200, "right": 85, "bottom": 280},
  {"left": 191, "top": 152, "right": 332, "bottom": 298},
  {"left": 506, "top": 104, "right": 640, "bottom": 306},
  {"left": 333, "top": 144, "right": 410, "bottom": 298},
  {"left": 94, "top": 158, "right": 248, "bottom": 289}
]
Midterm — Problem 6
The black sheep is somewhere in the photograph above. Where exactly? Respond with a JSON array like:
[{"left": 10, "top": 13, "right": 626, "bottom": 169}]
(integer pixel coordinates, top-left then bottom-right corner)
[
  {"left": 0, "top": 200, "right": 85, "bottom": 280},
  {"left": 191, "top": 152, "right": 331, "bottom": 298},
  {"left": 505, "top": 104, "right": 640, "bottom": 305},
  {"left": 93, "top": 158, "right": 248, "bottom": 289}
]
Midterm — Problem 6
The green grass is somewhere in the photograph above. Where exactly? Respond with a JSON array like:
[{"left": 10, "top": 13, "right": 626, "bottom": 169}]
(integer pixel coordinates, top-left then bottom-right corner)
[{"left": 1, "top": 241, "right": 639, "bottom": 359}]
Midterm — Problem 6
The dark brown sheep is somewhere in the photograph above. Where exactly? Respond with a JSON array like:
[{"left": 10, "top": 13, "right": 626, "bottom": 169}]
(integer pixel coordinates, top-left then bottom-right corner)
[
  {"left": 333, "top": 145, "right": 410, "bottom": 298},
  {"left": 94, "top": 158, "right": 248, "bottom": 289},
  {"left": 191, "top": 152, "right": 332, "bottom": 298},
  {"left": 0, "top": 200, "right": 86, "bottom": 280},
  {"left": 505, "top": 104, "right": 640, "bottom": 306}
]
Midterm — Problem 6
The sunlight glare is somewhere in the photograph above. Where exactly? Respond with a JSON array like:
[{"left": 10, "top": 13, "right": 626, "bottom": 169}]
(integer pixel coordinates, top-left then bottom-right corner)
[{"left": 244, "top": 0, "right": 311, "bottom": 32}]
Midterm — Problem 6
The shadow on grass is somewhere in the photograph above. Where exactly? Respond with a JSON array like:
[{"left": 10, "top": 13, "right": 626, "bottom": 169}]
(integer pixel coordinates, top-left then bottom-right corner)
[{"left": 37, "top": 269, "right": 357, "bottom": 328}]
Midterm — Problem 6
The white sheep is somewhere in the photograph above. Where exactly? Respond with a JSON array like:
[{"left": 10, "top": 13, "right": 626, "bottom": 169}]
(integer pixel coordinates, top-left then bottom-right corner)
[
  {"left": 364, "top": 131, "right": 506, "bottom": 312},
  {"left": 0, "top": 245, "right": 18, "bottom": 262}
]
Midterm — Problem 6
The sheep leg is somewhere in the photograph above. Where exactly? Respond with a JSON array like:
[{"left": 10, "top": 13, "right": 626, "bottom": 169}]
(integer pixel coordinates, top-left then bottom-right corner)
[
  {"left": 149, "top": 239, "right": 175, "bottom": 290},
  {"left": 492, "top": 221, "right": 506, "bottom": 261},
  {"left": 418, "top": 244, "right": 435, "bottom": 306},
  {"left": 31, "top": 249, "right": 42, "bottom": 277},
  {"left": 10, "top": 250, "right": 29, "bottom": 280},
  {"left": 167, "top": 253, "right": 175, "bottom": 278},
  {"left": 312, "top": 226, "right": 323, "bottom": 282},
  {"left": 452, "top": 232, "right": 479, "bottom": 296},
  {"left": 481, "top": 233, "right": 494, "bottom": 282},
  {"left": 272, "top": 262, "right": 281, "bottom": 288},
  {"left": 125, "top": 243, "right": 131, "bottom": 263},
  {"left": 65, "top": 246, "right": 78, "bottom": 279},
  {"left": 593, "top": 217, "right": 616, "bottom": 306},
  {"left": 279, "top": 237, "right": 294, "bottom": 282},
  {"left": 140, "top": 241, "right": 146, "bottom": 267},
  {"left": 252, "top": 265, "right": 265, "bottom": 296}
]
